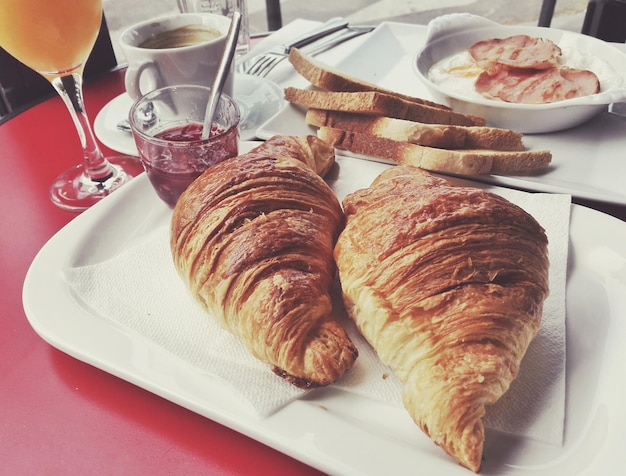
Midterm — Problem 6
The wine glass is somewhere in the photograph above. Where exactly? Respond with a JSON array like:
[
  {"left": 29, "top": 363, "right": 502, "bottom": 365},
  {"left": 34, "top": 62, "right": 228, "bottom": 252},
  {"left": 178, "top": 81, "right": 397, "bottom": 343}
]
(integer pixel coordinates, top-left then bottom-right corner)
[{"left": 0, "top": 0, "right": 143, "bottom": 211}]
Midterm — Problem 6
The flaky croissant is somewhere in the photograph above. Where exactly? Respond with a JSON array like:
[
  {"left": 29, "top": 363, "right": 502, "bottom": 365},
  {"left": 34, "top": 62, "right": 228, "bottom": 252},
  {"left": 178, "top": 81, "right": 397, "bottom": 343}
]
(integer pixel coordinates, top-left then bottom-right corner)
[
  {"left": 334, "top": 166, "right": 549, "bottom": 472},
  {"left": 170, "top": 135, "right": 357, "bottom": 388}
]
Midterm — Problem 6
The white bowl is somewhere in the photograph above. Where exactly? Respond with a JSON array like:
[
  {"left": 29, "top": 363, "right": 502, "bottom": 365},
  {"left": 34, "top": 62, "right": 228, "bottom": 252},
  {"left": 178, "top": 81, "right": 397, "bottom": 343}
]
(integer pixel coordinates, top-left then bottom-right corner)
[{"left": 414, "top": 14, "right": 626, "bottom": 133}]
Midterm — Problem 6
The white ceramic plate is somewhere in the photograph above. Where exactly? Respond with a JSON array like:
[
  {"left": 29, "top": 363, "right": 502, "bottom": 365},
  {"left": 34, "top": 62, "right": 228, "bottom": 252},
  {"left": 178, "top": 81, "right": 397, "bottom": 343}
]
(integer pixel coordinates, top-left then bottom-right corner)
[
  {"left": 94, "top": 73, "right": 285, "bottom": 155},
  {"left": 23, "top": 145, "right": 626, "bottom": 475},
  {"left": 257, "top": 21, "right": 626, "bottom": 206},
  {"left": 413, "top": 14, "right": 626, "bottom": 133}
]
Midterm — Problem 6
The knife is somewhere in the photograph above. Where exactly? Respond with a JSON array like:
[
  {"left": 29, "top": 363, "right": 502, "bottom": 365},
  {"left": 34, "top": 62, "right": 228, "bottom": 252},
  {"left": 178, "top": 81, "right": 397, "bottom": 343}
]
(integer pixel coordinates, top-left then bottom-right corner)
[
  {"left": 237, "top": 17, "right": 349, "bottom": 73},
  {"left": 298, "top": 25, "right": 375, "bottom": 57}
]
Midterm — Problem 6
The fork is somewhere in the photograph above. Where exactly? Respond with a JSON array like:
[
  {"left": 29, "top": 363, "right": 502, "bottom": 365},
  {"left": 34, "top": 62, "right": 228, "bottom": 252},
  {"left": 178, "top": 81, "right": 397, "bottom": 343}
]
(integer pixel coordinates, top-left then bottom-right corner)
[{"left": 239, "top": 17, "right": 349, "bottom": 76}]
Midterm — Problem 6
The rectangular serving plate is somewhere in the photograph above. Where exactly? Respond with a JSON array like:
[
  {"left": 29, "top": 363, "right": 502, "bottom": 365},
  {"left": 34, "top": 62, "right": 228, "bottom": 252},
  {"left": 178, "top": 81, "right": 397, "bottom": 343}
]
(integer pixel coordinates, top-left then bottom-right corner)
[{"left": 257, "top": 22, "right": 626, "bottom": 206}]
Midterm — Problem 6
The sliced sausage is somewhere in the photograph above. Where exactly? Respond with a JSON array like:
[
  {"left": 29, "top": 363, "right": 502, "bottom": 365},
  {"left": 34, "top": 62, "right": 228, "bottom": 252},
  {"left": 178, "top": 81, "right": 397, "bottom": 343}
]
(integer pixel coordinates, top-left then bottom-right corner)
[
  {"left": 475, "top": 65, "right": 600, "bottom": 104},
  {"left": 469, "top": 35, "right": 562, "bottom": 70}
]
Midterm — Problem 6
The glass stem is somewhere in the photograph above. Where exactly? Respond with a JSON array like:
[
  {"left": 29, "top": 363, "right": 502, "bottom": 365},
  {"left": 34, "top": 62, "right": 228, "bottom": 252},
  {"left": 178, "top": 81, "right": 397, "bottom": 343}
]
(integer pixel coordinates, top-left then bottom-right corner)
[{"left": 50, "top": 73, "right": 114, "bottom": 182}]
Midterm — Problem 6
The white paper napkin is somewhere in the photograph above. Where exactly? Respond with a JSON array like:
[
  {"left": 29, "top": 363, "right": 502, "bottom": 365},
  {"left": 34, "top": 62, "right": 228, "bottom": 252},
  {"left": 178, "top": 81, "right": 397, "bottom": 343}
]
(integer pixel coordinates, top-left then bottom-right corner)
[
  {"left": 484, "top": 190, "right": 569, "bottom": 445},
  {"left": 63, "top": 188, "right": 569, "bottom": 445}
]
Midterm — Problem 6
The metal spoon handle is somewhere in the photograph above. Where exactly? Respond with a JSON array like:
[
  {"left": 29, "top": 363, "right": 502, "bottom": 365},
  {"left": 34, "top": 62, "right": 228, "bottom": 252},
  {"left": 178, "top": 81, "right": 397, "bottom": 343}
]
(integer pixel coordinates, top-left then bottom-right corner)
[{"left": 202, "top": 11, "right": 242, "bottom": 140}]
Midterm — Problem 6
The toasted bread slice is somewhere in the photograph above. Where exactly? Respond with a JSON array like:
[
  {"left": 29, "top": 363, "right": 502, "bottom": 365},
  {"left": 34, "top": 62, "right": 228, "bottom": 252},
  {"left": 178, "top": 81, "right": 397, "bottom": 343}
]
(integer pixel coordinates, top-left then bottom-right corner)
[
  {"left": 306, "top": 109, "right": 525, "bottom": 151},
  {"left": 284, "top": 87, "right": 485, "bottom": 127},
  {"left": 289, "top": 47, "right": 450, "bottom": 111},
  {"left": 317, "top": 126, "right": 551, "bottom": 176}
]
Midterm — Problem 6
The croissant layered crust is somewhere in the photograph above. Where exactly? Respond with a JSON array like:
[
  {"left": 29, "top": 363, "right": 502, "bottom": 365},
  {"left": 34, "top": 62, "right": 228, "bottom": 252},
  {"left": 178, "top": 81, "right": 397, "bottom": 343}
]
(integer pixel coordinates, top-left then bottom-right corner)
[
  {"left": 170, "top": 136, "right": 357, "bottom": 388},
  {"left": 334, "top": 166, "right": 549, "bottom": 472}
]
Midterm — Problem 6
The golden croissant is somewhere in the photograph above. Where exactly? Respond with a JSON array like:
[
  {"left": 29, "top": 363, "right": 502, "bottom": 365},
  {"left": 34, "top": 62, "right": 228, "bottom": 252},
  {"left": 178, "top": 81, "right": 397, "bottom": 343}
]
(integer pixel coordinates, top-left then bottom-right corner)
[
  {"left": 334, "top": 166, "right": 549, "bottom": 472},
  {"left": 170, "top": 135, "right": 357, "bottom": 388}
]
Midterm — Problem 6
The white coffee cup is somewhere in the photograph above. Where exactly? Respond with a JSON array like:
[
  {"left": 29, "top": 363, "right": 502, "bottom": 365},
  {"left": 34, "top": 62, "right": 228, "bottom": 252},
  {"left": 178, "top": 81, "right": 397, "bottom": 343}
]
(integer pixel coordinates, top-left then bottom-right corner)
[
  {"left": 119, "top": 13, "right": 233, "bottom": 100},
  {"left": 178, "top": 0, "right": 250, "bottom": 56}
]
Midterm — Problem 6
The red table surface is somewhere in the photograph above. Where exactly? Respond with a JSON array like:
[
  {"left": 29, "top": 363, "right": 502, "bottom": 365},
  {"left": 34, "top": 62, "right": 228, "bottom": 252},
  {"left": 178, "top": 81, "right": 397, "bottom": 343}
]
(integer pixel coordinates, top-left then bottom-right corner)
[{"left": 0, "top": 69, "right": 323, "bottom": 475}]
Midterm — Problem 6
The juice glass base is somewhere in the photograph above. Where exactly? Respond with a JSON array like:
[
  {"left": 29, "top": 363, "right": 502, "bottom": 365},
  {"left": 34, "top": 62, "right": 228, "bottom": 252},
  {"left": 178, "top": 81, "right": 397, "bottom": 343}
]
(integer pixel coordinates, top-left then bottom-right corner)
[{"left": 49, "top": 155, "right": 144, "bottom": 212}]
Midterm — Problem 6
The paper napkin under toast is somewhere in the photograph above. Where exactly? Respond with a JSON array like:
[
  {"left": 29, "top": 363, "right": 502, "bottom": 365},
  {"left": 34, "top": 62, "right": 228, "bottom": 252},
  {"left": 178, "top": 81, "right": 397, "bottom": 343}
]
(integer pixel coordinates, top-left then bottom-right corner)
[{"left": 64, "top": 189, "right": 570, "bottom": 445}]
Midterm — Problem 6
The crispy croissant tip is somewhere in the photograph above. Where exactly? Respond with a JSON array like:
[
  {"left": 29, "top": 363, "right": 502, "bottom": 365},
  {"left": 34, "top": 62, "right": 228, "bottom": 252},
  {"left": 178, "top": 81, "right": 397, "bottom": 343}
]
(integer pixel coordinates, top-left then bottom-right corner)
[
  {"left": 271, "top": 367, "right": 322, "bottom": 389},
  {"left": 456, "top": 423, "right": 484, "bottom": 473},
  {"left": 273, "top": 320, "right": 359, "bottom": 388}
]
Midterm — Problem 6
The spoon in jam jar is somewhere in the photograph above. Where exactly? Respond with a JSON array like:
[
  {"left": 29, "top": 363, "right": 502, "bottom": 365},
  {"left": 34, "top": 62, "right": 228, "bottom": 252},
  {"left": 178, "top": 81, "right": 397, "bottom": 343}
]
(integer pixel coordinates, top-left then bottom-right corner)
[{"left": 202, "top": 11, "right": 242, "bottom": 140}]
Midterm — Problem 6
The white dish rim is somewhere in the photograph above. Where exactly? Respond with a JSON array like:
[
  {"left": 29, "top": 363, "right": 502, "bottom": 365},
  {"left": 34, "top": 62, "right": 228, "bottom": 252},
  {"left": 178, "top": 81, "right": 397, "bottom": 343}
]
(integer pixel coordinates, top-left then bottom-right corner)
[
  {"left": 22, "top": 145, "right": 626, "bottom": 475},
  {"left": 413, "top": 14, "right": 626, "bottom": 111}
]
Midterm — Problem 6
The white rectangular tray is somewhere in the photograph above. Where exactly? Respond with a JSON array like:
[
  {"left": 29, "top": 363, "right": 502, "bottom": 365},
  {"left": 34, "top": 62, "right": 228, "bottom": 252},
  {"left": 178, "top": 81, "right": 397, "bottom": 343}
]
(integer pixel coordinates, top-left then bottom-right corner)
[{"left": 23, "top": 148, "right": 626, "bottom": 475}]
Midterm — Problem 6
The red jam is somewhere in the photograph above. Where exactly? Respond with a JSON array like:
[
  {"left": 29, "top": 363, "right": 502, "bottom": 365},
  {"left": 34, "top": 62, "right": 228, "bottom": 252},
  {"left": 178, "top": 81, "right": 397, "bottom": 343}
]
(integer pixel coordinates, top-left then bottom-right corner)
[
  {"left": 154, "top": 122, "right": 221, "bottom": 141},
  {"left": 141, "top": 122, "right": 238, "bottom": 207}
]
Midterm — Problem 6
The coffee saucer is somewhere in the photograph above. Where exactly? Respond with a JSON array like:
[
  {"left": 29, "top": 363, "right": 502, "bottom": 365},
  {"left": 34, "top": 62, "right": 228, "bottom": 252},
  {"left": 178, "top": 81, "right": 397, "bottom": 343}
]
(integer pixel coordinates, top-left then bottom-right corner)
[{"left": 94, "top": 74, "right": 286, "bottom": 156}]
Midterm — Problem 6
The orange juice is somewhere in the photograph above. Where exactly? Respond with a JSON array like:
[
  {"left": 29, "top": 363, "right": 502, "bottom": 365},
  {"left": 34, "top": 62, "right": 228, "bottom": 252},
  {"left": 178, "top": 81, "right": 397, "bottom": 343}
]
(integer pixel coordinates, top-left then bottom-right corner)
[{"left": 0, "top": 0, "right": 102, "bottom": 79}]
